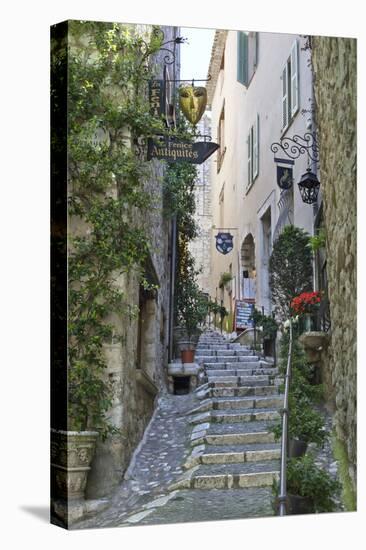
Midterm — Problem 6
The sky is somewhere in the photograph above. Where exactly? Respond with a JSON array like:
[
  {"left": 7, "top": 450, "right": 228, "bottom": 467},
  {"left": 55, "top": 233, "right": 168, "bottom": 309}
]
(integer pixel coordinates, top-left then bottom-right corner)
[{"left": 180, "top": 26, "right": 215, "bottom": 82}]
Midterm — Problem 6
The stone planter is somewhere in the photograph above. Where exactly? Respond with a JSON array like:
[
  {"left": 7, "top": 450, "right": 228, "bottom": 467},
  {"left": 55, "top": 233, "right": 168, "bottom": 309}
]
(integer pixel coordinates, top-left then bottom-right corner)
[
  {"left": 299, "top": 331, "right": 330, "bottom": 363},
  {"left": 51, "top": 429, "right": 98, "bottom": 501}
]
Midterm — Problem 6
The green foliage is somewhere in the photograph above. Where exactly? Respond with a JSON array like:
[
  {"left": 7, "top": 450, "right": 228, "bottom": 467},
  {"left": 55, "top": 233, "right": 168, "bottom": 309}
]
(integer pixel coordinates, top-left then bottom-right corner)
[
  {"left": 269, "top": 225, "right": 313, "bottom": 320},
  {"left": 307, "top": 228, "right": 326, "bottom": 253},
  {"left": 54, "top": 21, "right": 166, "bottom": 437},
  {"left": 163, "top": 159, "right": 198, "bottom": 240},
  {"left": 332, "top": 434, "right": 357, "bottom": 511},
  {"left": 286, "top": 455, "right": 341, "bottom": 513},
  {"left": 272, "top": 330, "right": 325, "bottom": 445},
  {"left": 165, "top": 121, "right": 207, "bottom": 339},
  {"left": 175, "top": 240, "right": 208, "bottom": 337},
  {"left": 249, "top": 309, "right": 278, "bottom": 339},
  {"left": 218, "top": 272, "right": 233, "bottom": 289}
]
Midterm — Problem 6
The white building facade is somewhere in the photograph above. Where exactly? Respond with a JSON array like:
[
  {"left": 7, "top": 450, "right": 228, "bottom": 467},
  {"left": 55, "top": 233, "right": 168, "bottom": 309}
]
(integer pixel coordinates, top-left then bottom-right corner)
[{"left": 207, "top": 30, "right": 317, "bottom": 328}]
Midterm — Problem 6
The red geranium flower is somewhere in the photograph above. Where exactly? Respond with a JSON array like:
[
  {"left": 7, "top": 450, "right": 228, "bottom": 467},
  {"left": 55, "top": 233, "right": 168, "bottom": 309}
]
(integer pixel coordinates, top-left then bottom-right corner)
[{"left": 291, "top": 291, "right": 322, "bottom": 314}]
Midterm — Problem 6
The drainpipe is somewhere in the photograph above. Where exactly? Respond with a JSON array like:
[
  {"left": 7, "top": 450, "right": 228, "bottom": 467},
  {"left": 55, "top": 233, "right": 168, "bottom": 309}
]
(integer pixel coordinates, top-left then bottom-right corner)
[
  {"left": 168, "top": 214, "right": 177, "bottom": 362},
  {"left": 308, "top": 37, "right": 318, "bottom": 290}
]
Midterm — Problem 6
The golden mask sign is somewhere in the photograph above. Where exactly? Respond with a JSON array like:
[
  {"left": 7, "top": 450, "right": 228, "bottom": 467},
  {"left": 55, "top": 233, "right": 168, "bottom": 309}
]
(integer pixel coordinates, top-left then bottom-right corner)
[{"left": 179, "top": 86, "right": 207, "bottom": 125}]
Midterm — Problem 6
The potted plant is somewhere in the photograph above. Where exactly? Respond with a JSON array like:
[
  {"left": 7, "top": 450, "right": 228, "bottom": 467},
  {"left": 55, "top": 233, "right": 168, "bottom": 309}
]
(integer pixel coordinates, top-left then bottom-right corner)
[
  {"left": 271, "top": 397, "right": 326, "bottom": 457},
  {"left": 218, "top": 272, "right": 233, "bottom": 291},
  {"left": 291, "top": 291, "right": 322, "bottom": 332},
  {"left": 273, "top": 455, "right": 341, "bottom": 515},
  {"left": 52, "top": 348, "right": 116, "bottom": 502},
  {"left": 175, "top": 277, "right": 209, "bottom": 363}
]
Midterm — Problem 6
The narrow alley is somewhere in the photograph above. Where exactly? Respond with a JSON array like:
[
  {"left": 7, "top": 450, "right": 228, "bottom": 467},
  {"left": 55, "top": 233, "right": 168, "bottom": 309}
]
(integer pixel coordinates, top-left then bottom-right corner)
[
  {"left": 77, "top": 330, "right": 282, "bottom": 527},
  {"left": 51, "top": 20, "right": 356, "bottom": 532}
]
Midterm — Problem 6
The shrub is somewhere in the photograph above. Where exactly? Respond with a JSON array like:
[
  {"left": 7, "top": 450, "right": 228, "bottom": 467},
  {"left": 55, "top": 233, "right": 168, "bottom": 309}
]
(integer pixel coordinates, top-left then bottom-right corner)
[{"left": 269, "top": 226, "right": 313, "bottom": 320}]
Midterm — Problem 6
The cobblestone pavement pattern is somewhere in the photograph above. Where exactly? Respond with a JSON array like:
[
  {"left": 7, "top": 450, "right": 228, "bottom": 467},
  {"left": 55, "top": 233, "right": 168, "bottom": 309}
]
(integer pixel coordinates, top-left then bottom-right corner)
[{"left": 76, "top": 330, "right": 342, "bottom": 529}]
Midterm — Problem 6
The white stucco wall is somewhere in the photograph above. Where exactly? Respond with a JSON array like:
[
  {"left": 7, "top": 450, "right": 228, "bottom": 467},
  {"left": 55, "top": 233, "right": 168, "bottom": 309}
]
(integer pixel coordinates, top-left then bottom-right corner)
[{"left": 209, "top": 30, "right": 315, "bottom": 322}]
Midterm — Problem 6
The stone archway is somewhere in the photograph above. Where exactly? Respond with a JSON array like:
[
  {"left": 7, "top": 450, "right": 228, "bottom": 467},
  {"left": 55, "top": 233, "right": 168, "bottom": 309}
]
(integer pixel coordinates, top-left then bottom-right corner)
[{"left": 241, "top": 234, "right": 256, "bottom": 300}]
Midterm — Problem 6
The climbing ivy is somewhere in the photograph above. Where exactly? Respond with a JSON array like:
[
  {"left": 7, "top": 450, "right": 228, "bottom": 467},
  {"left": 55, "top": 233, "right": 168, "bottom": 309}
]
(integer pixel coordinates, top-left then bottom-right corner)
[{"left": 54, "top": 21, "right": 169, "bottom": 437}]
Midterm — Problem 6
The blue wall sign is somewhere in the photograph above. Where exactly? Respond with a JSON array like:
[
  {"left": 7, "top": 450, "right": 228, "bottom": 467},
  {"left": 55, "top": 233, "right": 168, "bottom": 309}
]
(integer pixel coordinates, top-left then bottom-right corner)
[{"left": 215, "top": 232, "right": 234, "bottom": 255}]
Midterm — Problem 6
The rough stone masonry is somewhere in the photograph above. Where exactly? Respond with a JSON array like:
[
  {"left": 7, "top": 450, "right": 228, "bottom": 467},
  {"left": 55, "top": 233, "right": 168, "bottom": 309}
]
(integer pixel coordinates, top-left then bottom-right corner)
[{"left": 312, "top": 36, "right": 357, "bottom": 490}]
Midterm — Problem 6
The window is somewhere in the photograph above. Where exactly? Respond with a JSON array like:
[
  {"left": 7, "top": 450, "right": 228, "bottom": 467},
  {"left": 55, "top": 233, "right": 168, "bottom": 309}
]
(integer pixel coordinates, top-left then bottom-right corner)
[
  {"left": 217, "top": 103, "right": 226, "bottom": 172},
  {"left": 246, "top": 114, "right": 259, "bottom": 190},
  {"left": 281, "top": 40, "right": 299, "bottom": 132},
  {"left": 237, "top": 31, "right": 258, "bottom": 86}
]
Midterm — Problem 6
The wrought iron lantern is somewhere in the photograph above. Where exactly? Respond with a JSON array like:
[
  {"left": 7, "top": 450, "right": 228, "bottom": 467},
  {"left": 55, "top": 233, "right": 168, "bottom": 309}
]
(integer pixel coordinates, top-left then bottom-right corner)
[{"left": 297, "top": 168, "right": 320, "bottom": 204}]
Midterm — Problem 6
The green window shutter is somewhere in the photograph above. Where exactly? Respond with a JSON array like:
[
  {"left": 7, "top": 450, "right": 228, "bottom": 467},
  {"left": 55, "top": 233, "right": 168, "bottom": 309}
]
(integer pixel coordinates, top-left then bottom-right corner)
[
  {"left": 247, "top": 128, "right": 252, "bottom": 186},
  {"left": 290, "top": 39, "right": 299, "bottom": 117},
  {"left": 282, "top": 63, "right": 289, "bottom": 131},
  {"left": 254, "top": 32, "right": 259, "bottom": 67},
  {"left": 253, "top": 114, "right": 259, "bottom": 180},
  {"left": 237, "top": 31, "right": 248, "bottom": 85}
]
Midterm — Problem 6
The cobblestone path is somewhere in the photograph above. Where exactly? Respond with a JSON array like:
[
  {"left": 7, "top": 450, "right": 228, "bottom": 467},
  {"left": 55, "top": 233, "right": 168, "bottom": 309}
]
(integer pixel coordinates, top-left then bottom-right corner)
[
  {"left": 76, "top": 330, "right": 341, "bottom": 529},
  {"left": 76, "top": 330, "right": 285, "bottom": 529}
]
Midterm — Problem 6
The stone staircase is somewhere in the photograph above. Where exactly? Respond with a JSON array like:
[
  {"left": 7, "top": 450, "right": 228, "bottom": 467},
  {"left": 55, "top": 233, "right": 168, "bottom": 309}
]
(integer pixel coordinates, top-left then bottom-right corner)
[{"left": 172, "top": 330, "right": 283, "bottom": 495}]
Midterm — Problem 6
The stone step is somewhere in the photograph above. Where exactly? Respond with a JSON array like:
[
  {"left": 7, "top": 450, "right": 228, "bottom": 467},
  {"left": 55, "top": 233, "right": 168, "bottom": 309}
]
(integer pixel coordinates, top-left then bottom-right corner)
[
  {"left": 213, "top": 395, "right": 283, "bottom": 410},
  {"left": 207, "top": 385, "right": 281, "bottom": 398},
  {"left": 200, "top": 445, "right": 281, "bottom": 465},
  {"left": 204, "top": 363, "right": 260, "bottom": 371},
  {"left": 198, "top": 356, "right": 259, "bottom": 363},
  {"left": 207, "top": 375, "right": 270, "bottom": 386},
  {"left": 196, "top": 349, "right": 252, "bottom": 357},
  {"left": 207, "top": 419, "right": 277, "bottom": 435},
  {"left": 205, "top": 430, "right": 276, "bottom": 446},
  {"left": 195, "top": 349, "right": 253, "bottom": 358},
  {"left": 206, "top": 368, "right": 279, "bottom": 377},
  {"left": 211, "top": 408, "right": 280, "bottom": 423},
  {"left": 188, "top": 394, "right": 283, "bottom": 415},
  {"left": 190, "top": 461, "right": 280, "bottom": 489}
]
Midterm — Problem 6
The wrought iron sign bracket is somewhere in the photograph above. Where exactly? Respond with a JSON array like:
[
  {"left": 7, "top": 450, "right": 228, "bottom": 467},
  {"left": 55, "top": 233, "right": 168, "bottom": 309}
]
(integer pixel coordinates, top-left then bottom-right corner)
[
  {"left": 270, "top": 132, "right": 321, "bottom": 204},
  {"left": 270, "top": 132, "right": 319, "bottom": 164}
]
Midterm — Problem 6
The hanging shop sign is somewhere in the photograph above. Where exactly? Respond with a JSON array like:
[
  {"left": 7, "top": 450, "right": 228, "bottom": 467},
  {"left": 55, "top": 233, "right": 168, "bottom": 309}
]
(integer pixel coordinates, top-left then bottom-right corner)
[
  {"left": 215, "top": 232, "right": 234, "bottom": 255},
  {"left": 276, "top": 164, "right": 294, "bottom": 190},
  {"left": 149, "top": 80, "right": 165, "bottom": 118},
  {"left": 147, "top": 137, "right": 219, "bottom": 164},
  {"left": 179, "top": 86, "right": 207, "bottom": 125},
  {"left": 273, "top": 157, "right": 294, "bottom": 190}
]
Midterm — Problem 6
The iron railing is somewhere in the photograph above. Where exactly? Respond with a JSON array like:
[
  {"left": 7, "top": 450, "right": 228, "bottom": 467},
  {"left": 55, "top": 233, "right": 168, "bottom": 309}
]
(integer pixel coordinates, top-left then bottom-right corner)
[{"left": 278, "top": 318, "right": 293, "bottom": 516}]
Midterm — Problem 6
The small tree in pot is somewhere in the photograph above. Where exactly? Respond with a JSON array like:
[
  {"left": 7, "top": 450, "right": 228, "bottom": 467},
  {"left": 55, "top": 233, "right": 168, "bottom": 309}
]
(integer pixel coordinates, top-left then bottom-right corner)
[
  {"left": 273, "top": 454, "right": 341, "bottom": 514},
  {"left": 175, "top": 247, "right": 208, "bottom": 362}
]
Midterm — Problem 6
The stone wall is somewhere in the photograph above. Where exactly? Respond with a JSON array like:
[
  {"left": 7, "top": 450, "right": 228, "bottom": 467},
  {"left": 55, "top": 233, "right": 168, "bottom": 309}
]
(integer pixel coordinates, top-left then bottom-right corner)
[
  {"left": 67, "top": 23, "right": 177, "bottom": 500},
  {"left": 312, "top": 36, "right": 357, "bottom": 489}
]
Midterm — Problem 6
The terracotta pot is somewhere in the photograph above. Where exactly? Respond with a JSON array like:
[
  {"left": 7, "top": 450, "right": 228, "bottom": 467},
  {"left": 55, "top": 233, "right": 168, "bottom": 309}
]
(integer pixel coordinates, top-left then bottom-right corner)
[
  {"left": 181, "top": 349, "right": 195, "bottom": 363},
  {"left": 51, "top": 429, "right": 98, "bottom": 501}
]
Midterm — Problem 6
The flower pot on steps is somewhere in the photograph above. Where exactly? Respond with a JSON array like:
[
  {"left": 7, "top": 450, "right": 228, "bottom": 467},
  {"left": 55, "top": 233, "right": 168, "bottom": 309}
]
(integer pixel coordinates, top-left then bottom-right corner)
[
  {"left": 287, "top": 494, "right": 315, "bottom": 515},
  {"left": 181, "top": 349, "right": 195, "bottom": 364},
  {"left": 288, "top": 438, "right": 308, "bottom": 458}
]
